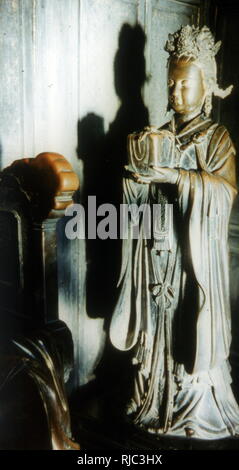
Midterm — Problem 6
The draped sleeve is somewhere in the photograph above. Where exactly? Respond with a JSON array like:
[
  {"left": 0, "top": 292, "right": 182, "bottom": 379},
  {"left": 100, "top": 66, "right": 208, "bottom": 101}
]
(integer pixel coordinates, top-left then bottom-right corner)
[
  {"left": 178, "top": 125, "right": 237, "bottom": 373},
  {"left": 109, "top": 178, "right": 152, "bottom": 351}
]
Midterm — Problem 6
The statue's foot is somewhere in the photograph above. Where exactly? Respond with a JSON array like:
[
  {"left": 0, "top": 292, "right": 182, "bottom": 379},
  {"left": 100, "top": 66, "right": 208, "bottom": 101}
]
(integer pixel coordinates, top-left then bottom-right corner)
[
  {"left": 126, "top": 399, "right": 138, "bottom": 415},
  {"left": 185, "top": 427, "right": 195, "bottom": 437}
]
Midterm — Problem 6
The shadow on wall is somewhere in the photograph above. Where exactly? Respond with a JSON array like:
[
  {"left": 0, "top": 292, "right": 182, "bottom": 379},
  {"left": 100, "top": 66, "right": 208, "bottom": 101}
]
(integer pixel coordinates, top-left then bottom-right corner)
[
  {"left": 72, "top": 22, "right": 149, "bottom": 420},
  {"left": 77, "top": 24, "right": 149, "bottom": 323},
  {"left": 0, "top": 142, "right": 2, "bottom": 170}
]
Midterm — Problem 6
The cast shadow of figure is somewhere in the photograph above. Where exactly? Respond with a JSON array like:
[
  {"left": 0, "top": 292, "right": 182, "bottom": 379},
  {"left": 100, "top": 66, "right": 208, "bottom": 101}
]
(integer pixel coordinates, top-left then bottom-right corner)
[
  {"left": 0, "top": 141, "right": 2, "bottom": 170},
  {"left": 77, "top": 24, "right": 149, "bottom": 321},
  {"left": 74, "top": 24, "right": 149, "bottom": 425}
]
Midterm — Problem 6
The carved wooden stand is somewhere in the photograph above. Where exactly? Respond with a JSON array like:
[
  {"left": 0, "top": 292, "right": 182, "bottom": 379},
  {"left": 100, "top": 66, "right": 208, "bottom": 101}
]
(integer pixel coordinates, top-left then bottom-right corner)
[{"left": 0, "top": 152, "right": 80, "bottom": 449}]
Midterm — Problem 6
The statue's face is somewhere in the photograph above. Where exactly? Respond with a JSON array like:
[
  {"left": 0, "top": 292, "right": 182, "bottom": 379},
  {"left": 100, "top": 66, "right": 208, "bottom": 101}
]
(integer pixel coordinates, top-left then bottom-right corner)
[{"left": 168, "top": 59, "right": 207, "bottom": 116}]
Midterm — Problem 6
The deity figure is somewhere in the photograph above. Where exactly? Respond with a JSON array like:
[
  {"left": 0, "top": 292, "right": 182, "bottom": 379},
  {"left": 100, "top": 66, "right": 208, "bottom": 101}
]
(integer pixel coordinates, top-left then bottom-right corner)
[{"left": 109, "top": 25, "right": 239, "bottom": 439}]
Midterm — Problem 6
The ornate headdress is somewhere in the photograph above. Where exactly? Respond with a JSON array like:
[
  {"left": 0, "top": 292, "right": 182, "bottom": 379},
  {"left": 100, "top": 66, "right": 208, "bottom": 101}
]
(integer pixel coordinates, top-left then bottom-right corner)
[{"left": 165, "top": 25, "right": 233, "bottom": 115}]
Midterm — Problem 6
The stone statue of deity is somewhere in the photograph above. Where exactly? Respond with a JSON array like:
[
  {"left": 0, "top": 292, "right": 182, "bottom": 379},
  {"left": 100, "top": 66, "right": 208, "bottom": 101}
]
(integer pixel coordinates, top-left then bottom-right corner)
[{"left": 110, "top": 25, "right": 239, "bottom": 439}]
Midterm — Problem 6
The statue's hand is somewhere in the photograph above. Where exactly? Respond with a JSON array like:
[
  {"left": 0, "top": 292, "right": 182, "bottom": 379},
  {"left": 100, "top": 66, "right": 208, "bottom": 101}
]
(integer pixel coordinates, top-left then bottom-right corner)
[
  {"left": 127, "top": 166, "right": 179, "bottom": 185},
  {"left": 149, "top": 166, "right": 179, "bottom": 184}
]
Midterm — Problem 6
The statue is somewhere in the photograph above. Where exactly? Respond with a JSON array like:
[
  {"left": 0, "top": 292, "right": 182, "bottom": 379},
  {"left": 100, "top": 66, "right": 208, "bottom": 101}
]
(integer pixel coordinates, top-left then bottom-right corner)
[{"left": 110, "top": 25, "right": 239, "bottom": 439}]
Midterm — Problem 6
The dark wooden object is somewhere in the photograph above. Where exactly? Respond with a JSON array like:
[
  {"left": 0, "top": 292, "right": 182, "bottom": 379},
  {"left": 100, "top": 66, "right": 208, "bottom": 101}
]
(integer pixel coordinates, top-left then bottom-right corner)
[{"left": 0, "top": 153, "right": 80, "bottom": 449}]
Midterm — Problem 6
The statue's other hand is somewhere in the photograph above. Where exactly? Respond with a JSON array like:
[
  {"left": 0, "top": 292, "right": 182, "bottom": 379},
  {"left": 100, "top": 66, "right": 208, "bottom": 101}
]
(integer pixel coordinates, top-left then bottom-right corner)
[
  {"left": 124, "top": 165, "right": 150, "bottom": 184},
  {"left": 130, "top": 173, "right": 152, "bottom": 184},
  {"left": 128, "top": 166, "right": 179, "bottom": 185},
  {"left": 149, "top": 166, "right": 179, "bottom": 184}
]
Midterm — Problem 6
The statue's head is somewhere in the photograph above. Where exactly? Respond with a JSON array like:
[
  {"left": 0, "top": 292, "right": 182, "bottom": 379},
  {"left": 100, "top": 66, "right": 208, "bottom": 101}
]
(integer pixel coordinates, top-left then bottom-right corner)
[{"left": 165, "top": 25, "right": 233, "bottom": 117}]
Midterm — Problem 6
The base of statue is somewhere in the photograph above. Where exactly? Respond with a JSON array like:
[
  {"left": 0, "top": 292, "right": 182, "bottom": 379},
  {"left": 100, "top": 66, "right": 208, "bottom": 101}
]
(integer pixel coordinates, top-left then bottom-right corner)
[
  {"left": 73, "top": 413, "right": 239, "bottom": 451},
  {"left": 71, "top": 382, "right": 239, "bottom": 451}
]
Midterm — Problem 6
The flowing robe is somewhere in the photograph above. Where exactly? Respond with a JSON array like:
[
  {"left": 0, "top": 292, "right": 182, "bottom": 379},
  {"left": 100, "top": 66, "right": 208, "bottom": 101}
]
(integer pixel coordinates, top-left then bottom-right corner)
[{"left": 110, "top": 114, "right": 239, "bottom": 438}]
